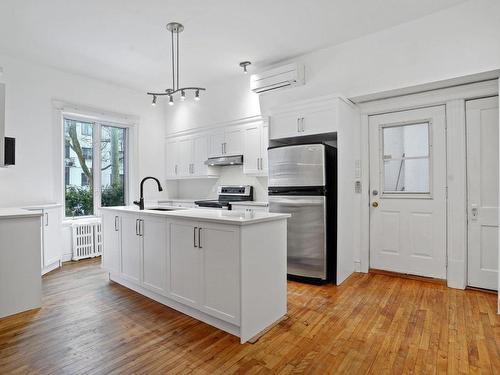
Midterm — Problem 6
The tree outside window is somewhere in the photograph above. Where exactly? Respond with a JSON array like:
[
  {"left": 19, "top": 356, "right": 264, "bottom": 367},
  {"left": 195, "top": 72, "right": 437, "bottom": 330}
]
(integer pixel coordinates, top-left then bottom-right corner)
[{"left": 64, "top": 119, "right": 127, "bottom": 218}]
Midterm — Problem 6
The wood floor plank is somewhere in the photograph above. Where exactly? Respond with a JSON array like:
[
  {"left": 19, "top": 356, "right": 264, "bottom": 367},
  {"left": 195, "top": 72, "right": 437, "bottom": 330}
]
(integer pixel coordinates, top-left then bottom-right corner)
[{"left": 0, "top": 258, "right": 498, "bottom": 374}]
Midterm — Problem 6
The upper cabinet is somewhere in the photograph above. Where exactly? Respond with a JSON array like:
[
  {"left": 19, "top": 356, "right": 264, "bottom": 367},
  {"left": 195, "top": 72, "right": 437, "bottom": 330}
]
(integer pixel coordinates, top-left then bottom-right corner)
[
  {"left": 166, "top": 116, "right": 268, "bottom": 180},
  {"left": 208, "top": 126, "right": 243, "bottom": 158},
  {"left": 269, "top": 97, "right": 349, "bottom": 140},
  {"left": 166, "top": 133, "right": 219, "bottom": 179},
  {"left": 243, "top": 120, "right": 268, "bottom": 176}
]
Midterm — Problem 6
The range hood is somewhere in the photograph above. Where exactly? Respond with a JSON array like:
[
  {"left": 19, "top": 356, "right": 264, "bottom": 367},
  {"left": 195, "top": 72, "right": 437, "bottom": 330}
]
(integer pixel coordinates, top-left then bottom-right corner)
[{"left": 205, "top": 155, "right": 243, "bottom": 166}]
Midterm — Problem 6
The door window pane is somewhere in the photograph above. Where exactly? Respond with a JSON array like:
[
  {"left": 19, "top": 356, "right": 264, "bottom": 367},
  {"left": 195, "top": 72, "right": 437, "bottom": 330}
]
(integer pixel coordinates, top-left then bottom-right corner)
[
  {"left": 382, "top": 122, "right": 430, "bottom": 193},
  {"left": 64, "top": 119, "right": 94, "bottom": 217},
  {"left": 101, "top": 125, "right": 126, "bottom": 207}
]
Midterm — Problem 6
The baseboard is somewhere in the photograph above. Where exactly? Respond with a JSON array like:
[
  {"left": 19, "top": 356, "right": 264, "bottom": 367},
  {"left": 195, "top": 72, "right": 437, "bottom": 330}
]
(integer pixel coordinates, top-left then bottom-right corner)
[
  {"left": 61, "top": 253, "right": 73, "bottom": 262},
  {"left": 369, "top": 268, "right": 447, "bottom": 285}
]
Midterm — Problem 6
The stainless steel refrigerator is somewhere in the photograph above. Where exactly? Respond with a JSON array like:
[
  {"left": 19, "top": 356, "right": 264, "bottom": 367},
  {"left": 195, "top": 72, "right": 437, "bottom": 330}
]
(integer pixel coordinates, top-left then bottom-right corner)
[{"left": 268, "top": 143, "right": 337, "bottom": 283}]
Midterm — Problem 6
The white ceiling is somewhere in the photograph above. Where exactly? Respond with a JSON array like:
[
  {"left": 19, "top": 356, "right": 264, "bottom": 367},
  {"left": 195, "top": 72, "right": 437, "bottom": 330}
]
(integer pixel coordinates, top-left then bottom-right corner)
[{"left": 0, "top": 0, "right": 468, "bottom": 92}]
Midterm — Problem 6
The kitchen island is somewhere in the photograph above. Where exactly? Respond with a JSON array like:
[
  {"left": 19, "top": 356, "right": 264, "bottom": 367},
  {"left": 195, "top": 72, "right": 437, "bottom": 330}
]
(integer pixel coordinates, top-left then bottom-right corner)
[{"left": 100, "top": 206, "right": 290, "bottom": 343}]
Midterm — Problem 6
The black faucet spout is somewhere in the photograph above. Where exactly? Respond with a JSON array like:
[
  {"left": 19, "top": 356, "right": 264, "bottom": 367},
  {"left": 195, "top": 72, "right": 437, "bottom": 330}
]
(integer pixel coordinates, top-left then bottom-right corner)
[{"left": 134, "top": 176, "right": 163, "bottom": 210}]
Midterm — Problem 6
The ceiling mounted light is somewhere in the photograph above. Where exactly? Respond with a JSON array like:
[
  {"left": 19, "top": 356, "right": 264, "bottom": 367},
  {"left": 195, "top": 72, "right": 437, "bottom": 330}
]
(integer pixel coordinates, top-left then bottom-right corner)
[
  {"left": 239, "top": 61, "right": 251, "bottom": 74},
  {"left": 147, "top": 22, "right": 206, "bottom": 106}
]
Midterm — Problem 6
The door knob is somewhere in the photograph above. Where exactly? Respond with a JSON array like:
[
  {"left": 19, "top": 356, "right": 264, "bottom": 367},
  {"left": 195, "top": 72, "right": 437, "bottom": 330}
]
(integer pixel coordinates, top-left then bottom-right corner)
[{"left": 372, "top": 202, "right": 379, "bottom": 208}]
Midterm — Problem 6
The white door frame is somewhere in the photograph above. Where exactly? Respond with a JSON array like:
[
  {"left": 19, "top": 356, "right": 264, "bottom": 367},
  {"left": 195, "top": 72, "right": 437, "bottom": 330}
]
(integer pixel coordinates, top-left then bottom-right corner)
[{"left": 356, "top": 79, "right": 499, "bottom": 289}]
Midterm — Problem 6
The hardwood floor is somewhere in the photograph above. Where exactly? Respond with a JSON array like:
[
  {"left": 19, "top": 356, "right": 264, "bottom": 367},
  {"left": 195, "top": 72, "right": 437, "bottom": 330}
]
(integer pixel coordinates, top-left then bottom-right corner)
[{"left": 0, "top": 258, "right": 499, "bottom": 374}]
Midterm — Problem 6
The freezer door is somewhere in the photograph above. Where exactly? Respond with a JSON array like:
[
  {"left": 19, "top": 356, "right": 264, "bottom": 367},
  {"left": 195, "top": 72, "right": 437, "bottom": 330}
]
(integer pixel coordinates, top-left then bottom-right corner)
[
  {"left": 268, "top": 144, "right": 325, "bottom": 187},
  {"left": 268, "top": 195, "right": 326, "bottom": 279}
]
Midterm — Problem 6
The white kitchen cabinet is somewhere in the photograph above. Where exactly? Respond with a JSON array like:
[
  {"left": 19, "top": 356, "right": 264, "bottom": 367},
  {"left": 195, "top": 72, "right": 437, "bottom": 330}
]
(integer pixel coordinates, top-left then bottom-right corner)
[
  {"left": 166, "top": 134, "right": 218, "bottom": 179},
  {"left": 102, "top": 212, "right": 121, "bottom": 274},
  {"left": 199, "top": 222, "right": 240, "bottom": 324},
  {"left": 41, "top": 206, "right": 62, "bottom": 274},
  {"left": 209, "top": 127, "right": 243, "bottom": 158},
  {"left": 168, "top": 219, "right": 240, "bottom": 324},
  {"left": 243, "top": 121, "right": 268, "bottom": 176},
  {"left": 102, "top": 211, "right": 167, "bottom": 294},
  {"left": 168, "top": 220, "right": 201, "bottom": 307},
  {"left": 177, "top": 137, "right": 193, "bottom": 177},
  {"left": 120, "top": 212, "right": 141, "bottom": 283},
  {"left": 141, "top": 215, "right": 167, "bottom": 295},
  {"left": 165, "top": 139, "right": 179, "bottom": 178},
  {"left": 269, "top": 97, "right": 345, "bottom": 140}
]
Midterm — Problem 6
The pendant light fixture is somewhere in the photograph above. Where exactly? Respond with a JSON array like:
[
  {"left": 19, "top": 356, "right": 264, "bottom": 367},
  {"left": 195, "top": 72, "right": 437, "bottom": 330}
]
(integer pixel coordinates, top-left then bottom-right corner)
[{"left": 148, "top": 22, "right": 205, "bottom": 106}]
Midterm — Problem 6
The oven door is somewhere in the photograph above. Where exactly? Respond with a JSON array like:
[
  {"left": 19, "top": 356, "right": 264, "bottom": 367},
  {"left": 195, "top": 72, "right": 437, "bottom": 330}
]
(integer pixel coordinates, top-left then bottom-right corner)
[{"left": 268, "top": 195, "right": 326, "bottom": 280}]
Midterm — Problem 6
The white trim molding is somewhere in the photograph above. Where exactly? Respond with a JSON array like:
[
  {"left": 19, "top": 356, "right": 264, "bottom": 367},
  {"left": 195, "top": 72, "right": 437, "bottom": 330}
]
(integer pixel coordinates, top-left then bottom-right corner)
[{"left": 356, "top": 78, "right": 499, "bottom": 289}]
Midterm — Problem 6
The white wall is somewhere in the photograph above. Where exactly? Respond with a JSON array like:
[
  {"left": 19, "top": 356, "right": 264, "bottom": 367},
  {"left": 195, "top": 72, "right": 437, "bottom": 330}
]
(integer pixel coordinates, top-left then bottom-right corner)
[
  {"left": 164, "top": 0, "right": 500, "bottom": 276},
  {"left": 0, "top": 53, "right": 166, "bottom": 208},
  {"left": 0, "top": 53, "right": 167, "bottom": 257}
]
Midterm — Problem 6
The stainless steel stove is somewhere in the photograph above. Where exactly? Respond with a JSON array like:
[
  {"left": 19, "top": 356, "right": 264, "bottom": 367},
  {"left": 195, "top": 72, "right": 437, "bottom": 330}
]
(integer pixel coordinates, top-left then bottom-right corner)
[{"left": 195, "top": 185, "right": 253, "bottom": 210}]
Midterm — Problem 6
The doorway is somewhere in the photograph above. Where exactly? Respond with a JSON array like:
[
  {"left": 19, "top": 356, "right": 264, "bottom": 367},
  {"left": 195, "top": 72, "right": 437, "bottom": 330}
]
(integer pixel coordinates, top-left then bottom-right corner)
[
  {"left": 369, "top": 106, "right": 447, "bottom": 278},
  {"left": 466, "top": 96, "right": 499, "bottom": 290}
]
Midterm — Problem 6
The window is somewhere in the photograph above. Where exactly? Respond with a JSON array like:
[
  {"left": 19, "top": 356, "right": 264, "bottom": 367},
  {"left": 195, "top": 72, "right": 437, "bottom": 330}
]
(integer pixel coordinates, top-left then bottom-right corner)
[
  {"left": 63, "top": 117, "right": 128, "bottom": 218},
  {"left": 382, "top": 122, "right": 430, "bottom": 194}
]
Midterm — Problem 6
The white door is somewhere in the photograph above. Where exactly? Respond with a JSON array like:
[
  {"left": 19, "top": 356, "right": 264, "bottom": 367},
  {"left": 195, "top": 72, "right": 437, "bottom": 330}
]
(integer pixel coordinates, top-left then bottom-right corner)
[
  {"left": 260, "top": 123, "right": 269, "bottom": 174},
  {"left": 209, "top": 131, "right": 225, "bottom": 157},
  {"left": 301, "top": 107, "right": 337, "bottom": 136},
  {"left": 199, "top": 223, "right": 240, "bottom": 324},
  {"left": 369, "top": 106, "right": 447, "bottom": 278},
  {"left": 466, "top": 96, "right": 499, "bottom": 290},
  {"left": 120, "top": 213, "right": 141, "bottom": 283},
  {"left": 177, "top": 137, "right": 193, "bottom": 177},
  {"left": 102, "top": 212, "right": 121, "bottom": 274},
  {"left": 168, "top": 219, "right": 201, "bottom": 307},
  {"left": 165, "top": 139, "right": 178, "bottom": 178},
  {"left": 141, "top": 216, "right": 167, "bottom": 295},
  {"left": 243, "top": 124, "right": 260, "bottom": 174},
  {"left": 43, "top": 207, "right": 61, "bottom": 267},
  {"left": 224, "top": 127, "right": 243, "bottom": 156},
  {"left": 193, "top": 134, "right": 209, "bottom": 176}
]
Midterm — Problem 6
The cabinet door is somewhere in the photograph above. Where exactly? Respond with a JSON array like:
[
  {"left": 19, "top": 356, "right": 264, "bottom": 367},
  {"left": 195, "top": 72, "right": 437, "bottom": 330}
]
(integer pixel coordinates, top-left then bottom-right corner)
[
  {"left": 102, "top": 212, "right": 121, "bottom": 274},
  {"left": 177, "top": 137, "right": 194, "bottom": 177},
  {"left": 141, "top": 216, "right": 167, "bottom": 295},
  {"left": 193, "top": 134, "right": 209, "bottom": 176},
  {"left": 120, "top": 213, "right": 141, "bottom": 283},
  {"left": 168, "top": 220, "right": 201, "bottom": 307},
  {"left": 270, "top": 112, "right": 302, "bottom": 140},
  {"left": 43, "top": 207, "right": 61, "bottom": 267},
  {"left": 260, "top": 123, "right": 269, "bottom": 175},
  {"left": 301, "top": 107, "right": 337, "bottom": 136},
  {"left": 224, "top": 127, "right": 243, "bottom": 156},
  {"left": 199, "top": 223, "right": 240, "bottom": 324},
  {"left": 243, "top": 124, "right": 261, "bottom": 175},
  {"left": 209, "top": 131, "right": 225, "bottom": 158},
  {"left": 165, "top": 139, "right": 178, "bottom": 178}
]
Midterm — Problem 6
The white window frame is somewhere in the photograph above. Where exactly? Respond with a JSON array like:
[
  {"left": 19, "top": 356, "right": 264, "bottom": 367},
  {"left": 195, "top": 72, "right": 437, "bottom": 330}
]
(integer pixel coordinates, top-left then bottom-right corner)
[{"left": 54, "top": 101, "right": 138, "bottom": 222}]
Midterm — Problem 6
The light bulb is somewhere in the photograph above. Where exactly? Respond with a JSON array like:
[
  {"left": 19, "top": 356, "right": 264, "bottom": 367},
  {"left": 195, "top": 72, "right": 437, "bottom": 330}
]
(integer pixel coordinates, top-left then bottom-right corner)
[
  {"left": 151, "top": 95, "right": 157, "bottom": 106},
  {"left": 180, "top": 90, "right": 186, "bottom": 101},
  {"left": 169, "top": 95, "right": 174, "bottom": 106},
  {"left": 194, "top": 90, "right": 200, "bottom": 101}
]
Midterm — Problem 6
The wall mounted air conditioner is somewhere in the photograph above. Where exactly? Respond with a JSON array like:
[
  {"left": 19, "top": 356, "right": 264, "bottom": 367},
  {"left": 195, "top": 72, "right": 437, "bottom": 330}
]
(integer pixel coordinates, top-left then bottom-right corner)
[{"left": 250, "top": 63, "right": 304, "bottom": 94}]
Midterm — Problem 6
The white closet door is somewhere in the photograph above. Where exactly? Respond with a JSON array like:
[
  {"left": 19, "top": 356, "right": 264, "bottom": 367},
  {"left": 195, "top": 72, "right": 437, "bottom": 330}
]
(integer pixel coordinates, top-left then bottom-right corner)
[{"left": 466, "top": 96, "right": 499, "bottom": 290}]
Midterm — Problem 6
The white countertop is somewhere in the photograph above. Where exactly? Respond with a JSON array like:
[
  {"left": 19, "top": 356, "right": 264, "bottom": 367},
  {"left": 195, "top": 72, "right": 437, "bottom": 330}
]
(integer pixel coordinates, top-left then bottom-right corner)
[
  {"left": 0, "top": 208, "right": 43, "bottom": 219},
  {"left": 101, "top": 206, "right": 289, "bottom": 225},
  {"left": 158, "top": 198, "right": 200, "bottom": 203},
  {"left": 230, "top": 201, "right": 269, "bottom": 207},
  {"left": 22, "top": 203, "right": 62, "bottom": 210}
]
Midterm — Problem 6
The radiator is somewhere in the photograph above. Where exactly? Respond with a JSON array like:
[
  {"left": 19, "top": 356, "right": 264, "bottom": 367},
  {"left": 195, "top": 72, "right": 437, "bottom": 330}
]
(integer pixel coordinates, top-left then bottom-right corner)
[{"left": 71, "top": 219, "right": 103, "bottom": 261}]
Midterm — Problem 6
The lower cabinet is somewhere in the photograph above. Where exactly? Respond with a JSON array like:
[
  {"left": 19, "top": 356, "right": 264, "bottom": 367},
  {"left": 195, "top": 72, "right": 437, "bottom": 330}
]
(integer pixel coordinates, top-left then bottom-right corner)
[
  {"left": 101, "top": 211, "right": 240, "bottom": 326},
  {"left": 41, "top": 207, "right": 62, "bottom": 274},
  {"left": 168, "top": 219, "right": 240, "bottom": 324},
  {"left": 101, "top": 211, "right": 167, "bottom": 295}
]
